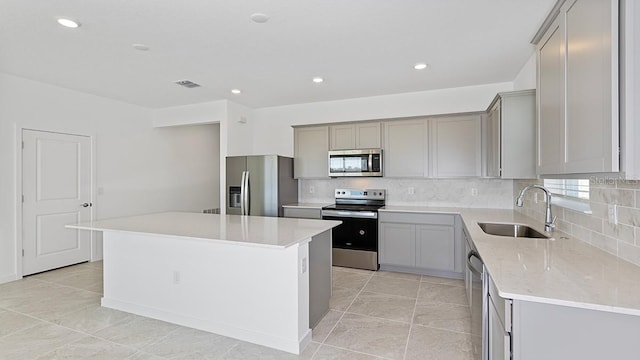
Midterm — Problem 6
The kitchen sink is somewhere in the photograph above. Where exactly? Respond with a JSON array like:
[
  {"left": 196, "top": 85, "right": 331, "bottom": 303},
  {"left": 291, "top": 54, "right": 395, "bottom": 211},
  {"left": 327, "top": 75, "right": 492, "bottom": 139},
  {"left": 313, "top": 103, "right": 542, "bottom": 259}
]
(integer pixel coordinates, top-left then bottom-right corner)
[{"left": 477, "top": 222, "right": 549, "bottom": 239}]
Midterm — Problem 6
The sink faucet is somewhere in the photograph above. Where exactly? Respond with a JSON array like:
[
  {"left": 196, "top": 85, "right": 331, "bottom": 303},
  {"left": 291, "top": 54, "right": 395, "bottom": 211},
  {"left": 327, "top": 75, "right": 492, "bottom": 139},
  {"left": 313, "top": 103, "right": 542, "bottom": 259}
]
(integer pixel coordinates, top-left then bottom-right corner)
[{"left": 515, "top": 185, "right": 557, "bottom": 232}]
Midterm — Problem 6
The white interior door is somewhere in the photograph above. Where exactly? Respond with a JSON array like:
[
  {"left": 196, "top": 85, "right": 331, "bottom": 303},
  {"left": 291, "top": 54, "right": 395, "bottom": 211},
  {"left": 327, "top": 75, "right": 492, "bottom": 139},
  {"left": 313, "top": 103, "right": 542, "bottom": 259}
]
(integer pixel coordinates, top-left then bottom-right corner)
[{"left": 22, "top": 129, "right": 92, "bottom": 276}]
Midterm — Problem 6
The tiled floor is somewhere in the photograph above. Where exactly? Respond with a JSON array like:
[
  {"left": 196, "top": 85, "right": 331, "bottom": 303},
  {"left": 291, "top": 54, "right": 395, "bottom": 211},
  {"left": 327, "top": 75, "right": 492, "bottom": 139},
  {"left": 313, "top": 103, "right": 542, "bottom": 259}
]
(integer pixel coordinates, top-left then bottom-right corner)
[{"left": 0, "top": 263, "right": 476, "bottom": 359}]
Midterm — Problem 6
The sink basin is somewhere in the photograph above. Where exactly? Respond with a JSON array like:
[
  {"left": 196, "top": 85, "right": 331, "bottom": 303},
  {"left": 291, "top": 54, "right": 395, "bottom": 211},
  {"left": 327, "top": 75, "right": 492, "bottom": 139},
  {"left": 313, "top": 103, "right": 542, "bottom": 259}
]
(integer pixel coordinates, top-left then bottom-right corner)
[{"left": 477, "top": 222, "right": 549, "bottom": 239}]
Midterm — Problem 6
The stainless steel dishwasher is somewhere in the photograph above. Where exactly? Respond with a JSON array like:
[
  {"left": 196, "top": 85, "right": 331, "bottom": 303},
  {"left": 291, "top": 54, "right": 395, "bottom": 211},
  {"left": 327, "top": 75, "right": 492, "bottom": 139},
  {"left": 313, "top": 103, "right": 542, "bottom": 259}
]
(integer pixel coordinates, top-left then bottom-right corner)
[{"left": 465, "top": 227, "right": 486, "bottom": 360}]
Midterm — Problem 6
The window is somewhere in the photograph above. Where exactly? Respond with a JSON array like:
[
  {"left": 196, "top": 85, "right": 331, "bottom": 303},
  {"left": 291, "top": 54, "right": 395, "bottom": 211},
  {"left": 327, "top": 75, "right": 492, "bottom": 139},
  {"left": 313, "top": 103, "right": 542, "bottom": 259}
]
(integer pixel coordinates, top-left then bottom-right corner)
[
  {"left": 542, "top": 179, "right": 591, "bottom": 213},
  {"left": 543, "top": 179, "right": 590, "bottom": 200}
]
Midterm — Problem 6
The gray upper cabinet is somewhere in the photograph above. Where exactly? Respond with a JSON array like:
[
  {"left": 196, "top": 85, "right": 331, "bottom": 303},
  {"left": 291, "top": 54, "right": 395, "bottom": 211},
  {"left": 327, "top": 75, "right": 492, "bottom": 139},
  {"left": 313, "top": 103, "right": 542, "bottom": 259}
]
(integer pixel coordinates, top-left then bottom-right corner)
[
  {"left": 537, "top": 18, "right": 565, "bottom": 174},
  {"left": 536, "top": 0, "right": 619, "bottom": 175},
  {"left": 486, "top": 90, "right": 537, "bottom": 179},
  {"left": 293, "top": 125, "right": 329, "bottom": 179},
  {"left": 430, "top": 114, "right": 482, "bottom": 178},
  {"left": 383, "top": 119, "right": 428, "bottom": 177},
  {"left": 330, "top": 122, "right": 381, "bottom": 150}
]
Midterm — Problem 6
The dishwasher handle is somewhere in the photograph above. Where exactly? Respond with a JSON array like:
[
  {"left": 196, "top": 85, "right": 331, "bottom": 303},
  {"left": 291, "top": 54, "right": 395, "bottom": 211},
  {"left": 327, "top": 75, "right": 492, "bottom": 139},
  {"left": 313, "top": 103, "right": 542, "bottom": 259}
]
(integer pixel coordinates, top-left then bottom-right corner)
[{"left": 467, "top": 250, "right": 483, "bottom": 277}]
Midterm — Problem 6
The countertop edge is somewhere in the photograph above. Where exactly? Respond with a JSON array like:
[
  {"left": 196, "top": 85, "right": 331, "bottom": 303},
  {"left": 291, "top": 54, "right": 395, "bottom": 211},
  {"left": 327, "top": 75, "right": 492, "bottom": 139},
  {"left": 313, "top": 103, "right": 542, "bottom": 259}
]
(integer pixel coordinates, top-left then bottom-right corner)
[{"left": 67, "top": 224, "right": 319, "bottom": 249}]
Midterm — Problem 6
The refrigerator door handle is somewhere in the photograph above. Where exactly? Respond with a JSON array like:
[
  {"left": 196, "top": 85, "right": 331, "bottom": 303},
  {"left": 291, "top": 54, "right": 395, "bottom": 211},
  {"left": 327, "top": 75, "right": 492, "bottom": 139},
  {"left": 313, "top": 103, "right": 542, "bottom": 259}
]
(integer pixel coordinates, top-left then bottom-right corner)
[
  {"left": 240, "top": 171, "right": 247, "bottom": 215},
  {"left": 243, "top": 171, "right": 251, "bottom": 215}
]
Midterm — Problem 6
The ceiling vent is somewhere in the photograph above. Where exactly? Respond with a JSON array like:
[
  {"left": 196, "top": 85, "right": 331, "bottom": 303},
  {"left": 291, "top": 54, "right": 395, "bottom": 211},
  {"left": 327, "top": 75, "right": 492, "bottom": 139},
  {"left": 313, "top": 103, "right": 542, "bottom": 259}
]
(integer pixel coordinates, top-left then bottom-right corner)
[{"left": 175, "top": 80, "right": 201, "bottom": 88}]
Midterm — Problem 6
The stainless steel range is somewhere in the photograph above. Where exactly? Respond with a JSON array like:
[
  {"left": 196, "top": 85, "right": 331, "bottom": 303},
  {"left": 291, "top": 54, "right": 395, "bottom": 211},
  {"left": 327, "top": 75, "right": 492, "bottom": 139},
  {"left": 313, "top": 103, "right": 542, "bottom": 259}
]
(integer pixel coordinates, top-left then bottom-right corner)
[{"left": 321, "top": 188, "right": 385, "bottom": 271}]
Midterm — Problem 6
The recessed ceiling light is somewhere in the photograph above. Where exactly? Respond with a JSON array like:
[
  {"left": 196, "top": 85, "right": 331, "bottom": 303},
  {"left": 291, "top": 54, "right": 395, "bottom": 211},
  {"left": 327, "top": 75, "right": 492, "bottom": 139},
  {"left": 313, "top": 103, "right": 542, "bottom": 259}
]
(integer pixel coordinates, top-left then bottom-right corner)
[
  {"left": 414, "top": 63, "right": 429, "bottom": 70},
  {"left": 57, "top": 18, "right": 80, "bottom": 28},
  {"left": 250, "top": 13, "right": 270, "bottom": 23},
  {"left": 312, "top": 77, "right": 324, "bottom": 83},
  {"left": 132, "top": 43, "right": 150, "bottom": 51},
  {"left": 231, "top": 89, "right": 241, "bottom": 94}
]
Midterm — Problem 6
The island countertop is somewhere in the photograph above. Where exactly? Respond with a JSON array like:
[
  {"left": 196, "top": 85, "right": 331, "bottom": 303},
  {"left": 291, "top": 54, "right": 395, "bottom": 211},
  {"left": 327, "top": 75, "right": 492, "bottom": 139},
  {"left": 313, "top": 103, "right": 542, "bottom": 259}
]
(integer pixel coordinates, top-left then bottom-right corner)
[{"left": 68, "top": 211, "right": 341, "bottom": 249}]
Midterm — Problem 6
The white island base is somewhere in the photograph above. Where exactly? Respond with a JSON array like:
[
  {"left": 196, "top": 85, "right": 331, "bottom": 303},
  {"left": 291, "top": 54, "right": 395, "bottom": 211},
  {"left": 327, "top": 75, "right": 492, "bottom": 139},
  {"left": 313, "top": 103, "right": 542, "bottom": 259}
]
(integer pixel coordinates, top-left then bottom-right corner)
[{"left": 70, "top": 212, "right": 340, "bottom": 355}]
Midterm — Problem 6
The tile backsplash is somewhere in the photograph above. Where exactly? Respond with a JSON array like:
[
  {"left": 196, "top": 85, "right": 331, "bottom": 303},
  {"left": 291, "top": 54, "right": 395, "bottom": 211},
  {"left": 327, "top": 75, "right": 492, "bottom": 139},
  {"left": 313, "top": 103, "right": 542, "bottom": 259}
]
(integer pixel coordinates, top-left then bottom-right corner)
[
  {"left": 299, "top": 178, "right": 515, "bottom": 208},
  {"left": 514, "top": 179, "right": 640, "bottom": 267}
]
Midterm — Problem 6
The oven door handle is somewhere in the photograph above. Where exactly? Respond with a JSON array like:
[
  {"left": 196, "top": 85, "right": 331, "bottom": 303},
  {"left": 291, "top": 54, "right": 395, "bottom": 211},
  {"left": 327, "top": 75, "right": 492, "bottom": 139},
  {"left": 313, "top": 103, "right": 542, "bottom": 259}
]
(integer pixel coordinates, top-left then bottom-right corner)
[{"left": 322, "top": 210, "right": 378, "bottom": 219}]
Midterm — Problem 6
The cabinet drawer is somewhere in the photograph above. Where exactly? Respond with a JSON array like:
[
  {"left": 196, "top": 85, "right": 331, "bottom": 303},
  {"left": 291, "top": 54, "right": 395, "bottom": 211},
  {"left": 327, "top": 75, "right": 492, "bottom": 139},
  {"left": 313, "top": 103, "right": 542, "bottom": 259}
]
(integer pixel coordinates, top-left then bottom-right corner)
[
  {"left": 283, "top": 207, "right": 322, "bottom": 219},
  {"left": 488, "top": 275, "right": 512, "bottom": 332},
  {"left": 379, "top": 212, "right": 455, "bottom": 226}
]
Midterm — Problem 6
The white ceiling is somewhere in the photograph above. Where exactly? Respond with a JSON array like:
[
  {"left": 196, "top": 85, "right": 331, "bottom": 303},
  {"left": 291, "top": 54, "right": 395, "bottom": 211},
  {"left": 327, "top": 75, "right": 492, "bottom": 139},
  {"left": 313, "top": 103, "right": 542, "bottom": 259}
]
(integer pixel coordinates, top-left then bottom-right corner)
[{"left": 0, "top": 0, "right": 556, "bottom": 109}]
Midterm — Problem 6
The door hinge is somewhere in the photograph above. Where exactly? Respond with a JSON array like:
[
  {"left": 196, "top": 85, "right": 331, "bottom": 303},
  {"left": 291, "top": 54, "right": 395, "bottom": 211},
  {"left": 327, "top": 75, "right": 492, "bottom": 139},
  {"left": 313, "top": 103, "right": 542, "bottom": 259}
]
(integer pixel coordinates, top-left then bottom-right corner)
[
  {"left": 21, "top": 141, "right": 24, "bottom": 149},
  {"left": 22, "top": 249, "right": 24, "bottom": 257},
  {"left": 21, "top": 195, "right": 24, "bottom": 203}
]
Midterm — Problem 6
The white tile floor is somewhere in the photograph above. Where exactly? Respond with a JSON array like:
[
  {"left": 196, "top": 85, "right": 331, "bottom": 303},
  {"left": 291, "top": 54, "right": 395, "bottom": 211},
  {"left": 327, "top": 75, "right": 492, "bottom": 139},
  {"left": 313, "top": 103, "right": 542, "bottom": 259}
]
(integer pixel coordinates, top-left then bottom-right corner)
[{"left": 0, "top": 262, "right": 476, "bottom": 359}]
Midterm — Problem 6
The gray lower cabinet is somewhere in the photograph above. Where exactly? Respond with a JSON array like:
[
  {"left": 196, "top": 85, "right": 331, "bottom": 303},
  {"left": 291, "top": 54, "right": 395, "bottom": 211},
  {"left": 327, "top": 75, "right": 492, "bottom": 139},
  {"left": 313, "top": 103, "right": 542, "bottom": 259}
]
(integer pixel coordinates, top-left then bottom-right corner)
[
  {"left": 484, "top": 270, "right": 640, "bottom": 360},
  {"left": 415, "top": 224, "right": 455, "bottom": 272},
  {"left": 282, "top": 206, "right": 328, "bottom": 328},
  {"left": 379, "top": 222, "right": 415, "bottom": 267},
  {"left": 283, "top": 207, "right": 321, "bottom": 219},
  {"left": 487, "top": 273, "right": 512, "bottom": 360},
  {"left": 379, "top": 211, "right": 461, "bottom": 277}
]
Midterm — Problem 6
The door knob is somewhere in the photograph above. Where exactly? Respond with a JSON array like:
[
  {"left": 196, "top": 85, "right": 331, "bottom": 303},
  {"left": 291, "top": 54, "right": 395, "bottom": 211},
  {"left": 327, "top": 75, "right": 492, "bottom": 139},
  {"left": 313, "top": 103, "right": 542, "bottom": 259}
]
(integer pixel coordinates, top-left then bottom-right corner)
[{"left": 80, "top": 203, "right": 92, "bottom": 207}]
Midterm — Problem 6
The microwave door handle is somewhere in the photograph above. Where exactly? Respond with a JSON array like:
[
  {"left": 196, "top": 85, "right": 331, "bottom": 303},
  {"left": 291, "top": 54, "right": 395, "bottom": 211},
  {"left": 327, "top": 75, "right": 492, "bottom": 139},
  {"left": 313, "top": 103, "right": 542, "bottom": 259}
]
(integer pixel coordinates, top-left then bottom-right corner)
[{"left": 368, "top": 154, "right": 373, "bottom": 171}]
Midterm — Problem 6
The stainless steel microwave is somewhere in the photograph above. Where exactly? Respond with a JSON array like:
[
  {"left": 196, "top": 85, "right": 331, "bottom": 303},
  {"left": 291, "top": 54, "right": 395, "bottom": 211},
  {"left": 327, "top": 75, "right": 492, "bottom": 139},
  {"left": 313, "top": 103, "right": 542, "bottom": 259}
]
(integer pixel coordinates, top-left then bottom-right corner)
[{"left": 328, "top": 149, "right": 383, "bottom": 177}]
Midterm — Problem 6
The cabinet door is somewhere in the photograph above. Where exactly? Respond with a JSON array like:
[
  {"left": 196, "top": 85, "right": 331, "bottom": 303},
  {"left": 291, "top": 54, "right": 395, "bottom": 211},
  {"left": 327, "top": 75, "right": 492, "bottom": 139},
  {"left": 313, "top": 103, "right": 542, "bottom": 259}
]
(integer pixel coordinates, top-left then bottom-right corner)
[
  {"left": 431, "top": 115, "right": 482, "bottom": 177},
  {"left": 415, "top": 224, "right": 455, "bottom": 272},
  {"left": 379, "top": 222, "right": 415, "bottom": 267},
  {"left": 500, "top": 91, "right": 537, "bottom": 179},
  {"left": 330, "top": 124, "right": 355, "bottom": 150},
  {"left": 383, "top": 119, "right": 428, "bottom": 177},
  {"left": 283, "top": 207, "right": 321, "bottom": 219},
  {"left": 355, "top": 122, "right": 381, "bottom": 149},
  {"left": 294, "top": 126, "right": 329, "bottom": 178},
  {"left": 537, "top": 18, "right": 566, "bottom": 175},
  {"left": 564, "top": 0, "right": 619, "bottom": 173},
  {"left": 487, "top": 101, "right": 501, "bottom": 178},
  {"left": 488, "top": 297, "right": 510, "bottom": 360}
]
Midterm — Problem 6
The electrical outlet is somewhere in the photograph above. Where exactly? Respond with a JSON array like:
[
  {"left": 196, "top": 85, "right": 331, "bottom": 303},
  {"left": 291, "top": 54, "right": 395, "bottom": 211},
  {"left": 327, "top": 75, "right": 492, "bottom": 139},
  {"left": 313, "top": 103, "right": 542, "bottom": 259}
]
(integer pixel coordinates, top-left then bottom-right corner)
[
  {"left": 309, "top": 186, "right": 315, "bottom": 194},
  {"left": 471, "top": 188, "right": 478, "bottom": 197},
  {"left": 97, "top": 187, "right": 104, "bottom": 195},
  {"left": 608, "top": 204, "right": 618, "bottom": 225},
  {"left": 408, "top": 187, "right": 415, "bottom": 195}
]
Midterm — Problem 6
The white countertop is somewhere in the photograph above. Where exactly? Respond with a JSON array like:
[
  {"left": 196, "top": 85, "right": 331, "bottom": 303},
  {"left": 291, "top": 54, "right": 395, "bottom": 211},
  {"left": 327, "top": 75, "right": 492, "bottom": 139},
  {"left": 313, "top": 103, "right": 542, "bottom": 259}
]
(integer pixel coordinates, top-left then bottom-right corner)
[
  {"left": 68, "top": 212, "right": 341, "bottom": 249},
  {"left": 381, "top": 205, "right": 640, "bottom": 316}
]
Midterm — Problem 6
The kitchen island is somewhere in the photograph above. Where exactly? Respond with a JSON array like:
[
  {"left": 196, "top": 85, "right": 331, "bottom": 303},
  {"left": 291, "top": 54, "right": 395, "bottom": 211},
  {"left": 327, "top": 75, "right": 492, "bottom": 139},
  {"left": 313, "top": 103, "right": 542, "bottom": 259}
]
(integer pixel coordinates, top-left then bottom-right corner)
[{"left": 67, "top": 211, "right": 341, "bottom": 355}]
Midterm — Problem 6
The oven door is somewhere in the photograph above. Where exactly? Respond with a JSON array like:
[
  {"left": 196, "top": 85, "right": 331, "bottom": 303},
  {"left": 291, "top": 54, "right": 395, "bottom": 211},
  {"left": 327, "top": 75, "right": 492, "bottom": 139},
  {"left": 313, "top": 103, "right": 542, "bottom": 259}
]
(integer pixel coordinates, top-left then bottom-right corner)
[{"left": 322, "top": 212, "right": 378, "bottom": 251}]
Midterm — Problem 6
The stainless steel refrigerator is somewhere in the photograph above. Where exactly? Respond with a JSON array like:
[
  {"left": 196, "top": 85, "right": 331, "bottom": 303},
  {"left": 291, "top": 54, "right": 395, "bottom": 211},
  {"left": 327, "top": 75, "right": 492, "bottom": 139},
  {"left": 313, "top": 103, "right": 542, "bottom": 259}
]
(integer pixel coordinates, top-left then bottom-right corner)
[{"left": 226, "top": 155, "right": 298, "bottom": 217}]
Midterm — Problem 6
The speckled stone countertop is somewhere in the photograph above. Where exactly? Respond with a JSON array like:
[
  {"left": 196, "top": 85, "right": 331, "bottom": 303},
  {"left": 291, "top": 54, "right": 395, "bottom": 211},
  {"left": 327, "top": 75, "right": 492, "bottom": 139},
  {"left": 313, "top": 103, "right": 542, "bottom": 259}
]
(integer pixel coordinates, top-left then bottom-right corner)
[{"left": 381, "top": 206, "right": 640, "bottom": 316}]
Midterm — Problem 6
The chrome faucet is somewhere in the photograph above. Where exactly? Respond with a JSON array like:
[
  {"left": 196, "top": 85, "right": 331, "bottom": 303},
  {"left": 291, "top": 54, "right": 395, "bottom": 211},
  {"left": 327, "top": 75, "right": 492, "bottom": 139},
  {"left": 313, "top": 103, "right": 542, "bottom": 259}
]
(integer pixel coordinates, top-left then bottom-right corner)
[{"left": 516, "top": 185, "right": 557, "bottom": 232}]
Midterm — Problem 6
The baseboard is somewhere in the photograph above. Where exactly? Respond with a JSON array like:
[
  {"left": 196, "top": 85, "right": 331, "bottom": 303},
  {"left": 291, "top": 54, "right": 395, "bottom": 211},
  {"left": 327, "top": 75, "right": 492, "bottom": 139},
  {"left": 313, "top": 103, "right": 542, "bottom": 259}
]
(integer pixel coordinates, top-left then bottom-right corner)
[
  {"left": 379, "top": 264, "right": 463, "bottom": 279},
  {"left": 0, "top": 273, "right": 19, "bottom": 285},
  {"left": 102, "top": 297, "right": 310, "bottom": 355}
]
